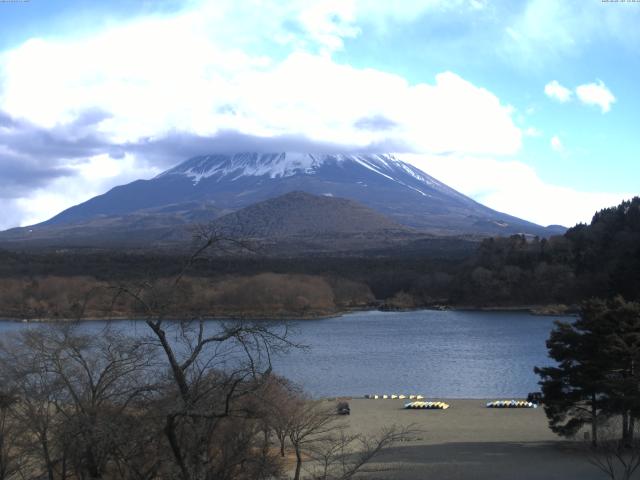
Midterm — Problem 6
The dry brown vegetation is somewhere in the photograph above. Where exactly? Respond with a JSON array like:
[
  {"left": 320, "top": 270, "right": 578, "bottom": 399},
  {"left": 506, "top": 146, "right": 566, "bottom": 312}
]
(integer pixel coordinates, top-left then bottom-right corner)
[
  {"left": 0, "top": 273, "right": 375, "bottom": 320},
  {"left": 0, "top": 319, "right": 410, "bottom": 480},
  {"left": 0, "top": 276, "right": 110, "bottom": 320}
]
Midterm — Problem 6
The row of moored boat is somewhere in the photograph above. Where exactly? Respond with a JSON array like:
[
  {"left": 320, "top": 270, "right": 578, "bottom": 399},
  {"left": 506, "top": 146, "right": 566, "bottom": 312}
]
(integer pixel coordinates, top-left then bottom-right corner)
[
  {"left": 404, "top": 401, "right": 450, "bottom": 410},
  {"left": 364, "top": 395, "right": 538, "bottom": 409},
  {"left": 486, "top": 400, "right": 537, "bottom": 408},
  {"left": 365, "top": 394, "right": 424, "bottom": 400}
]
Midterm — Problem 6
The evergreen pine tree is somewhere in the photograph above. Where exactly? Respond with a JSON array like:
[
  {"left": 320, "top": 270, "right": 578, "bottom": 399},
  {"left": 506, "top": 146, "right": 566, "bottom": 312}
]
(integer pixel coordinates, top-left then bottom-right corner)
[{"left": 536, "top": 297, "right": 640, "bottom": 445}]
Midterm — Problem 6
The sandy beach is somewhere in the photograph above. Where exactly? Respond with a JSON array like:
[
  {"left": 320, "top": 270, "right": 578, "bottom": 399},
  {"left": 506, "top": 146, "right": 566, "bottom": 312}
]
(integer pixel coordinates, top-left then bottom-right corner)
[{"left": 336, "top": 398, "right": 603, "bottom": 479}]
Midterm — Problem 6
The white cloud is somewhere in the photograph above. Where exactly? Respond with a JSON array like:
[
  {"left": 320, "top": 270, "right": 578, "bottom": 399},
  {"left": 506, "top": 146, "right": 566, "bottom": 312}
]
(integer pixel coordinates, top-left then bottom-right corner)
[
  {"left": 347, "top": 0, "right": 486, "bottom": 29},
  {"left": 524, "top": 127, "right": 542, "bottom": 137},
  {"left": 543, "top": 79, "right": 616, "bottom": 113},
  {"left": 502, "top": 0, "right": 640, "bottom": 67},
  {"left": 503, "top": 1, "right": 583, "bottom": 64},
  {"left": 11, "top": 153, "right": 160, "bottom": 228},
  {"left": 544, "top": 80, "right": 572, "bottom": 102},
  {"left": 575, "top": 80, "right": 616, "bottom": 113},
  {"left": 0, "top": 17, "right": 521, "bottom": 155},
  {"left": 550, "top": 135, "right": 564, "bottom": 152},
  {"left": 0, "top": 1, "right": 525, "bottom": 228},
  {"left": 400, "top": 154, "right": 632, "bottom": 227}
]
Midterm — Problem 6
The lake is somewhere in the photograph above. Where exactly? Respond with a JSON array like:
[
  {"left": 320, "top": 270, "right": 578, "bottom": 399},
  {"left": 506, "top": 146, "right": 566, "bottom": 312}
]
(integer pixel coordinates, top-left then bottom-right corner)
[{"left": 0, "top": 309, "right": 562, "bottom": 398}]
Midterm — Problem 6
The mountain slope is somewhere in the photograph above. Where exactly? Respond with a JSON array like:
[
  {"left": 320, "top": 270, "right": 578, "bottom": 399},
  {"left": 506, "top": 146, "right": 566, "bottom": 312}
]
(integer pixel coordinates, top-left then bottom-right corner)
[
  {"left": 0, "top": 202, "right": 223, "bottom": 249},
  {"left": 37, "top": 152, "right": 562, "bottom": 238},
  {"left": 212, "top": 190, "right": 410, "bottom": 237},
  {"left": 0, "top": 192, "right": 418, "bottom": 253},
  {"left": 159, "top": 191, "right": 419, "bottom": 254}
]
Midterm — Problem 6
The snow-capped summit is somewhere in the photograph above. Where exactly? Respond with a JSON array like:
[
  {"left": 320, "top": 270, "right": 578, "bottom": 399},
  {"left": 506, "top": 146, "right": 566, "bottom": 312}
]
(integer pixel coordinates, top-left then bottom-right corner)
[
  {"left": 159, "top": 152, "right": 440, "bottom": 191},
  {"left": 158, "top": 152, "right": 325, "bottom": 182},
  {"left": 33, "top": 152, "right": 563, "bottom": 238},
  {"left": 155, "top": 152, "right": 469, "bottom": 204}
]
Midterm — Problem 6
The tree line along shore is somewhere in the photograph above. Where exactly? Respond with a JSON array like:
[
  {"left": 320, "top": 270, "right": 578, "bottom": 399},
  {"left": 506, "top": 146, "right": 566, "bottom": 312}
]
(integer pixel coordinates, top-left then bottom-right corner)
[{"left": 1, "top": 197, "right": 638, "bottom": 321}]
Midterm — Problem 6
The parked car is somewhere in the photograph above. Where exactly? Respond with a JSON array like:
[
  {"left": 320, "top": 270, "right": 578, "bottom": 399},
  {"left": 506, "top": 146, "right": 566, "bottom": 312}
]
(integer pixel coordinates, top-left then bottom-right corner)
[{"left": 336, "top": 401, "right": 351, "bottom": 415}]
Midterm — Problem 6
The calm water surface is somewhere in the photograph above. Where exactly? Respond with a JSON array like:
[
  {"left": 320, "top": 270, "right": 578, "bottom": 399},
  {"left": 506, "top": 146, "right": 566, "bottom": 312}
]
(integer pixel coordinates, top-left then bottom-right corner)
[{"left": 0, "top": 310, "right": 560, "bottom": 398}]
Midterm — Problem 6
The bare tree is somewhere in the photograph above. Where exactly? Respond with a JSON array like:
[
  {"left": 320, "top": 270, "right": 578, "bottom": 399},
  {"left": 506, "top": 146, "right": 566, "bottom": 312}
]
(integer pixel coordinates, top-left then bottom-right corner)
[
  {"left": 285, "top": 398, "right": 417, "bottom": 480},
  {"left": 307, "top": 424, "right": 418, "bottom": 480},
  {"left": 0, "top": 335, "right": 67, "bottom": 480},
  {"left": 585, "top": 420, "right": 640, "bottom": 480},
  {"left": 287, "top": 400, "right": 343, "bottom": 480},
  {"left": 0, "top": 392, "right": 25, "bottom": 480},
  {"left": 110, "top": 227, "right": 297, "bottom": 480},
  {"left": 0, "top": 325, "right": 157, "bottom": 480},
  {"left": 258, "top": 375, "right": 303, "bottom": 458}
]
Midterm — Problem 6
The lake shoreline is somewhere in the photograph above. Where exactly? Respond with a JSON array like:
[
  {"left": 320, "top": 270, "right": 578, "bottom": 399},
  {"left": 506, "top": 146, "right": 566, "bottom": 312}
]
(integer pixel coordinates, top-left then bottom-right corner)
[
  {"left": 0, "top": 303, "right": 577, "bottom": 323},
  {"left": 336, "top": 398, "right": 597, "bottom": 479}
]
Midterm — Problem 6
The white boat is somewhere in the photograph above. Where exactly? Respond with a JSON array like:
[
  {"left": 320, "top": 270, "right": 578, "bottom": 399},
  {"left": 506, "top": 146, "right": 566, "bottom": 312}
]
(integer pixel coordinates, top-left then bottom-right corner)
[{"left": 486, "top": 399, "right": 536, "bottom": 408}]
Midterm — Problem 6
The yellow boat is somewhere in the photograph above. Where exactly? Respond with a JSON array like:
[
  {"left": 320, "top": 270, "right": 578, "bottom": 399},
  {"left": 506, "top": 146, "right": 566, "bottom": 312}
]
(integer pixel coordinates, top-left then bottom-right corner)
[{"left": 404, "top": 401, "right": 450, "bottom": 410}]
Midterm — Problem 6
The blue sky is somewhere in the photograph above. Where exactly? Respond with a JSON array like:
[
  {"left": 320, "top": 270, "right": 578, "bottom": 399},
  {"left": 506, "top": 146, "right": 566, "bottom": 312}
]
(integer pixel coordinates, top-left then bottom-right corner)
[{"left": 0, "top": 0, "right": 638, "bottom": 229}]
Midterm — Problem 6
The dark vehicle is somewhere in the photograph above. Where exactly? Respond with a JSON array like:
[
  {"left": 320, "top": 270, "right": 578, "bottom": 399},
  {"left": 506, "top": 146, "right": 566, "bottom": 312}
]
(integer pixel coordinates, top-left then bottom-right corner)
[
  {"left": 337, "top": 401, "right": 351, "bottom": 415},
  {"left": 527, "top": 392, "right": 543, "bottom": 404}
]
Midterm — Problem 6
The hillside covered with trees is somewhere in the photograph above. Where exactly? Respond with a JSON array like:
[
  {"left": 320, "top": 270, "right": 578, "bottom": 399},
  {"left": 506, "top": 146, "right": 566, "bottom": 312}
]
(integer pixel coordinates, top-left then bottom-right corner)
[
  {"left": 0, "top": 198, "right": 638, "bottom": 320},
  {"left": 450, "top": 197, "right": 640, "bottom": 308}
]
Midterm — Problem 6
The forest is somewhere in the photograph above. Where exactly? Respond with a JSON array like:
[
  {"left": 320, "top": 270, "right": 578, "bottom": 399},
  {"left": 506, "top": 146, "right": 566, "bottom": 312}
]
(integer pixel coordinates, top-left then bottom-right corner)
[{"left": 0, "top": 197, "right": 638, "bottom": 320}]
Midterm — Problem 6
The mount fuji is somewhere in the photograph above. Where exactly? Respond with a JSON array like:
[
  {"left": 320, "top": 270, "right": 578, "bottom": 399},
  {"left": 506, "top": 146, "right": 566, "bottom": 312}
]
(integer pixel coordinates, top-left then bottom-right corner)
[{"left": 0, "top": 153, "right": 565, "bottom": 249}]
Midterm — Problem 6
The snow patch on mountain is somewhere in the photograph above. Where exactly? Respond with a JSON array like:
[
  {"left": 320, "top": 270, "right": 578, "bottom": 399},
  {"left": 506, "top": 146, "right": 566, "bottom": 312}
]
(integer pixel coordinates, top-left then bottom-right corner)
[
  {"left": 158, "top": 152, "right": 325, "bottom": 184},
  {"left": 158, "top": 152, "right": 430, "bottom": 186},
  {"left": 155, "top": 152, "right": 479, "bottom": 209},
  {"left": 349, "top": 155, "right": 395, "bottom": 181}
]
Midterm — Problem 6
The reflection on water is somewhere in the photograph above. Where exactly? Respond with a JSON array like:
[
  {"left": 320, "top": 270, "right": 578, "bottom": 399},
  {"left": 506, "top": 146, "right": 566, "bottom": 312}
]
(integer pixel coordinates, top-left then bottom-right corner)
[
  {"left": 0, "top": 309, "right": 560, "bottom": 398},
  {"left": 275, "top": 310, "right": 558, "bottom": 398}
]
